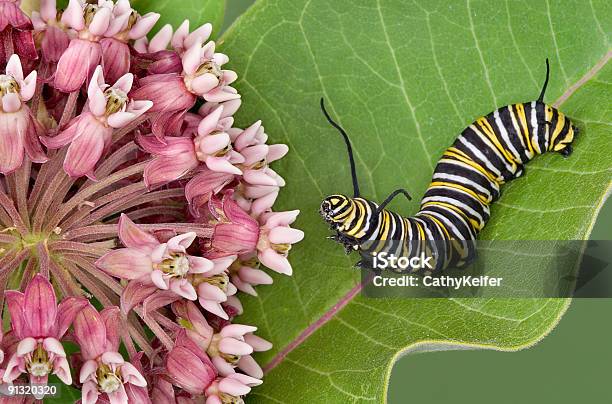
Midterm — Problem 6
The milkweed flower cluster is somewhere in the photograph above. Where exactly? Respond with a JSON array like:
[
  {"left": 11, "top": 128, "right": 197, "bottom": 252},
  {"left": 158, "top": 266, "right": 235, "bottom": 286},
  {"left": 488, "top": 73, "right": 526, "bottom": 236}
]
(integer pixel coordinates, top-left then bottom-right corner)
[{"left": 0, "top": 1, "right": 302, "bottom": 402}]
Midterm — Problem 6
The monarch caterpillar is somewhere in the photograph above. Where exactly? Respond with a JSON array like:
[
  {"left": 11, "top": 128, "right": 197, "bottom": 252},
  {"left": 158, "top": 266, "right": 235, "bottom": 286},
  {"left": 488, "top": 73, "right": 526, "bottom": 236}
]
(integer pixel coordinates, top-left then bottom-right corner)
[{"left": 319, "top": 60, "right": 578, "bottom": 272}]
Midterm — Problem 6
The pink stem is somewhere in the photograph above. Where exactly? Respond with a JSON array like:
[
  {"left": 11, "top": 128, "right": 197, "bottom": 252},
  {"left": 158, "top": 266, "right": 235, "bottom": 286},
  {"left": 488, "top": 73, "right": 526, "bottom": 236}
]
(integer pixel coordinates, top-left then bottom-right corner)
[
  {"left": 0, "top": 273, "right": 8, "bottom": 310},
  {"left": 0, "top": 250, "right": 17, "bottom": 274},
  {"left": 126, "top": 318, "right": 154, "bottom": 358},
  {"left": 19, "top": 256, "right": 38, "bottom": 290},
  {"left": 46, "top": 174, "right": 78, "bottom": 216},
  {"left": 13, "top": 158, "right": 32, "bottom": 229},
  {"left": 86, "top": 142, "right": 139, "bottom": 183},
  {"left": 48, "top": 259, "right": 83, "bottom": 297},
  {"left": 49, "top": 241, "right": 110, "bottom": 257},
  {"left": 64, "top": 260, "right": 117, "bottom": 307},
  {"left": 134, "top": 307, "right": 174, "bottom": 352},
  {"left": 62, "top": 254, "right": 123, "bottom": 295},
  {"left": 0, "top": 249, "right": 29, "bottom": 278},
  {"left": 57, "top": 91, "right": 79, "bottom": 130},
  {"left": 32, "top": 158, "right": 68, "bottom": 232},
  {"left": 150, "top": 311, "right": 180, "bottom": 333},
  {"left": 62, "top": 224, "right": 118, "bottom": 241},
  {"left": 138, "top": 223, "right": 213, "bottom": 238},
  {"left": 46, "top": 161, "right": 147, "bottom": 231},
  {"left": 126, "top": 206, "right": 185, "bottom": 222},
  {"left": 0, "top": 234, "right": 18, "bottom": 244},
  {"left": 90, "top": 182, "right": 148, "bottom": 207},
  {"left": 77, "top": 188, "right": 184, "bottom": 229},
  {"left": 30, "top": 62, "right": 47, "bottom": 117},
  {"left": 4, "top": 171, "right": 18, "bottom": 209},
  {"left": 58, "top": 258, "right": 153, "bottom": 357},
  {"left": 111, "top": 115, "right": 149, "bottom": 144},
  {"left": 0, "top": 204, "right": 13, "bottom": 228},
  {"left": 37, "top": 242, "right": 51, "bottom": 278},
  {"left": 60, "top": 182, "right": 147, "bottom": 231},
  {"left": 0, "top": 191, "right": 28, "bottom": 235},
  {"left": 119, "top": 316, "right": 138, "bottom": 359},
  {"left": 28, "top": 148, "right": 67, "bottom": 214}
]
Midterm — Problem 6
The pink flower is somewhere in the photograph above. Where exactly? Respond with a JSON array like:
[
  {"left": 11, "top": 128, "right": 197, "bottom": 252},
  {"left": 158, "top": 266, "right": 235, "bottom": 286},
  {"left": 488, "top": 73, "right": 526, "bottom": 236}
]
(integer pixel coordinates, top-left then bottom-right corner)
[
  {"left": 3, "top": 275, "right": 88, "bottom": 385},
  {"left": 0, "top": 54, "right": 47, "bottom": 174},
  {"left": 150, "top": 377, "right": 177, "bottom": 404},
  {"left": 199, "top": 98, "right": 242, "bottom": 121},
  {"left": 181, "top": 39, "right": 238, "bottom": 102},
  {"left": 140, "top": 105, "right": 243, "bottom": 189},
  {"left": 165, "top": 330, "right": 216, "bottom": 396},
  {"left": 132, "top": 24, "right": 181, "bottom": 76},
  {"left": 74, "top": 305, "right": 147, "bottom": 404},
  {"left": 234, "top": 183, "right": 281, "bottom": 217},
  {"left": 226, "top": 121, "right": 288, "bottom": 216},
  {"left": 204, "top": 191, "right": 303, "bottom": 275},
  {"left": 233, "top": 121, "right": 288, "bottom": 188},
  {"left": 192, "top": 255, "right": 237, "bottom": 320},
  {"left": 228, "top": 254, "right": 273, "bottom": 297},
  {"left": 100, "top": 1, "right": 159, "bottom": 82},
  {"left": 205, "top": 374, "right": 262, "bottom": 404},
  {"left": 206, "top": 322, "right": 266, "bottom": 379},
  {"left": 0, "top": 0, "right": 37, "bottom": 65},
  {"left": 53, "top": 0, "right": 113, "bottom": 92},
  {"left": 97, "top": 215, "right": 236, "bottom": 319},
  {"left": 54, "top": 37, "right": 102, "bottom": 92},
  {"left": 97, "top": 214, "right": 210, "bottom": 301},
  {"left": 172, "top": 299, "right": 268, "bottom": 377},
  {"left": 32, "top": 0, "right": 71, "bottom": 64},
  {"left": 133, "top": 23, "right": 173, "bottom": 54},
  {"left": 131, "top": 35, "right": 239, "bottom": 140},
  {"left": 170, "top": 19, "right": 213, "bottom": 55},
  {"left": 130, "top": 72, "right": 196, "bottom": 139},
  {"left": 139, "top": 135, "right": 200, "bottom": 189},
  {"left": 204, "top": 191, "right": 260, "bottom": 258},
  {"left": 184, "top": 167, "right": 236, "bottom": 212},
  {"left": 100, "top": 36, "right": 130, "bottom": 83},
  {"left": 133, "top": 18, "right": 211, "bottom": 57},
  {"left": 172, "top": 301, "right": 214, "bottom": 350},
  {"left": 257, "top": 210, "right": 303, "bottom": 275},
  {"left": 41, "top": 65, "right": 152, "bottom": 178}
]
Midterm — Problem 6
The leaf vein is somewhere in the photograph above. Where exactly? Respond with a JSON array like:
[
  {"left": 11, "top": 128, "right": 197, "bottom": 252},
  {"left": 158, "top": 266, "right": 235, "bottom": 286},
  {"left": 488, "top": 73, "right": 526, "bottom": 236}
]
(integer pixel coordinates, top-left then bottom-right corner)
[
  {"left": 375, "top": 0, "right": 434, "bottom": 170},
  {"left": 466, "top": 0, "right": 498, "bottom": 105}
]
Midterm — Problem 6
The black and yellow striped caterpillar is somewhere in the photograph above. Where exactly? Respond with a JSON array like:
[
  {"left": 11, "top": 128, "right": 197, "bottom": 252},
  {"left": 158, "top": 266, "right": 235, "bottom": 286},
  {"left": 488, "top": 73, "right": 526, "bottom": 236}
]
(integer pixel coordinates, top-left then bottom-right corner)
[{"left": 319, "top": 60, "right": 578, "bottom": 272}]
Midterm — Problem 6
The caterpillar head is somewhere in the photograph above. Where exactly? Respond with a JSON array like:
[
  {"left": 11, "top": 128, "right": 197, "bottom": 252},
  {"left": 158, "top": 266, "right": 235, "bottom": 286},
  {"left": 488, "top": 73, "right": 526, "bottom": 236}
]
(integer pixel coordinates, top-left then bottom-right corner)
[{"left": 320, "top": 194, "right": 351, "bottom": 229}]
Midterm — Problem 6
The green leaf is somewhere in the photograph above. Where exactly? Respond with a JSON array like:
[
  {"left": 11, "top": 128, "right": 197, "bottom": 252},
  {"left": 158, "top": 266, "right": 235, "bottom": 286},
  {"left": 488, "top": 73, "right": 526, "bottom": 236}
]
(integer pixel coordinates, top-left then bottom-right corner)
[
  {"left": 131, "top": 0, "right": 226, "bottom": 37},
  {"left": 220, "top": 0, "right": 611, "bottom": 402},
  {"left": 44, "top": 378, "right": 81, "bottom": 404}
]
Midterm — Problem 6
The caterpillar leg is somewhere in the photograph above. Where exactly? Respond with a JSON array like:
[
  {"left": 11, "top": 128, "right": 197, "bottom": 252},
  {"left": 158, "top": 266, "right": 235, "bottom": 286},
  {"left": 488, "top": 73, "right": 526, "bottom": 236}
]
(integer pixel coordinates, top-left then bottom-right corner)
[
  {"left": 559, "top": 125, "right": 578, "bottom": 157},
  {"left": 560, "top": 145, "right": 573, "bottom": 157},
  {"left": 328, "top": 232, "right": 358, "bottom": 254},
  {"left": 354, "top": 259, "right": 369, "bottom": 269},
  {"left": 354, "top": 259, "right": 382, "bottom": 276}
]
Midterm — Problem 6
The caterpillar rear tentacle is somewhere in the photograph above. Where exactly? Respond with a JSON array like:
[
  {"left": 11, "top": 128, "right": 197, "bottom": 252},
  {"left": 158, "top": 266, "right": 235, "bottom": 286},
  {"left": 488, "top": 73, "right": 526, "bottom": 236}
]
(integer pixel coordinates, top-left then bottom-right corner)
[{"left": 320, "top": 60, "right": 579, "bottom": 273}]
